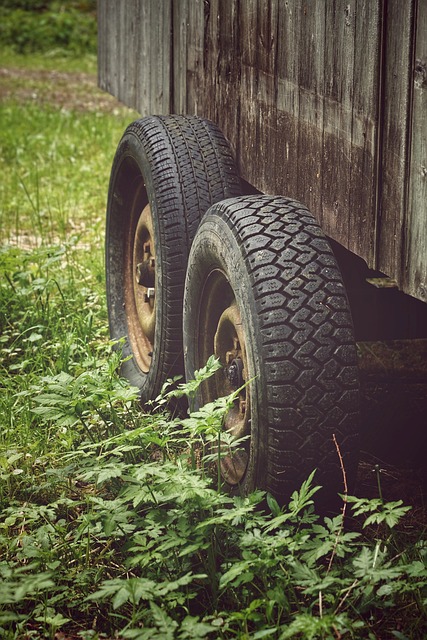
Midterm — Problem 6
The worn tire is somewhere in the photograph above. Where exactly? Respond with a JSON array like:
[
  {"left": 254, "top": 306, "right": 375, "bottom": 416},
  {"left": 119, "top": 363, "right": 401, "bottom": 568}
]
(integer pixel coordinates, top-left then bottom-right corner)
[
  {"left": 106, "top": 115, "right": 242, "bottom": 402},
  {"left": 183, "top": 195, "right": 360, "bottom": 507}
]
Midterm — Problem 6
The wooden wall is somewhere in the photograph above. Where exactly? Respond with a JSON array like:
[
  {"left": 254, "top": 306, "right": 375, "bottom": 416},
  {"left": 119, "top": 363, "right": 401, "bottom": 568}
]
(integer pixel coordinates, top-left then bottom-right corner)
[
  {"left": 98, "top": 0, "right": 171, "bottom": 114},
  {"left": 98, "top": 0, "right": 426, "bottom": 304}
]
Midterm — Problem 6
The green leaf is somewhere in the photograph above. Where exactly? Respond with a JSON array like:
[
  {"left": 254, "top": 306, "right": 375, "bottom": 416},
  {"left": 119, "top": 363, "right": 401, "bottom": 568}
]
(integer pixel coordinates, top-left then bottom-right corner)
[
  {"left": 149, "top": 602, "right": 178, "bottom": 640},
  {"left": 252, "top": 629, "right": 278, "bottom": 639},
  {"left": 178, "top": 615, "right": 219, "bottom": 639},
  {"left": 96, "top": 462, "right": 123, "bottom": 485},
  {"left": 288, "top": 470, "right": 321, "bottom": 514},
  {"left": 35, "top": 612, "right": 70, "bottom": 627},
  {"left": 266, "top": 493, "right": 281, "bottom": 517},
  {"left": 279, "top": 612, "right": 356, "bottom": 639},
  {"left": 220, "top": 560, "right": 254, "bottom": 589}
]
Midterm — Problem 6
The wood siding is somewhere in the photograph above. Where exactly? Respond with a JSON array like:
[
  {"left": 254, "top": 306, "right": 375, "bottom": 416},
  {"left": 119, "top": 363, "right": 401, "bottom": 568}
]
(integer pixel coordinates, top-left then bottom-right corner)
[
  {"left": 98, "top": 0, "right": 171, "bottom": 114},
  {"left": 98, "top": 0, "right": 426, "bottom": 303}
]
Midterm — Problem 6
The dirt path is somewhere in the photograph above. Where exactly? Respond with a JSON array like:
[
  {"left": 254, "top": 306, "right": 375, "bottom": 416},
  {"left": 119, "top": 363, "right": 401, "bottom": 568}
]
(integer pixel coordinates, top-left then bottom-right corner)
[{"left": 0, "top": 66, "right": 134, "bottom": 113}]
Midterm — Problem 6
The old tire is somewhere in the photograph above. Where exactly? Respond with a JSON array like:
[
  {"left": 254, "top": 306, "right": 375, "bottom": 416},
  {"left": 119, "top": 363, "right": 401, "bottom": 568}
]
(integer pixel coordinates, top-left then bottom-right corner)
[
  {"left": 106, "top": 115, "right": 242, "bottom": 402},
  {"left": 183, "top": 195, "right": 360, "bottom": 506}
]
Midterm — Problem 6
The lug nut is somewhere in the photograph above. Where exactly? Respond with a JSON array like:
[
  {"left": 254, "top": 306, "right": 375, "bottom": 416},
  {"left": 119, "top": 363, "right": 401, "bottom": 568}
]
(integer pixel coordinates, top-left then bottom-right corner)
[
  {"left": 136, "top": 261, "right": 155, "bottom": 287},
  {"left": 136, "top": 263, "right": 144, "bottom": 285},
  {"left": 227, "top": 357, "right": 244, "bottom": 388},
  {"left": 144, "top": 287, "right": 155, "bottom": 303}
]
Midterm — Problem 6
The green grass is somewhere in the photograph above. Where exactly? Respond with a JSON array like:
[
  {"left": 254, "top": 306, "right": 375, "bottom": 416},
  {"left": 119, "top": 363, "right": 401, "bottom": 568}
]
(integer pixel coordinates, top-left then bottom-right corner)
[
  {"left": 0, "top": 50, "right": 426, "bottom": 639},
  {"left": 0, "top": 47, "right": 97, "bottom": 73},
  {"left": 0, "top": 77, "right": 133, "bottom": 245}
]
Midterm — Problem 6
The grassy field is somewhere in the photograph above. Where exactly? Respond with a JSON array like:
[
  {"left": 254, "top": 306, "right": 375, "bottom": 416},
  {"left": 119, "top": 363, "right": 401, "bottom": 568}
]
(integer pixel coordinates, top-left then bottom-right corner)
[{"left": 1, "top": 47, "right": 426, "bottom": 639}]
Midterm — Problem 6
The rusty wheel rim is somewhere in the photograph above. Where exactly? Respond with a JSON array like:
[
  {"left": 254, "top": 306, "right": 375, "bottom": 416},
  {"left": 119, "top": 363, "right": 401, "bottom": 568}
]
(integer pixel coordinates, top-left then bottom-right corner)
[
  {"left": 199, "top": 270, "right": 250, "bottom": 485},
  {"left": 124, "top": 203, "right": 156, "bottom": 373}
]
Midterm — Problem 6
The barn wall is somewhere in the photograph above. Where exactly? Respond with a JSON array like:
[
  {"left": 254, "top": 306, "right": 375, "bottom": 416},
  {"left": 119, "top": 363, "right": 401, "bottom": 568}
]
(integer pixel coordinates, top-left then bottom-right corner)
[
  {"left": 97, "top": 0, "right": 426, "bottom": 303},
  {"left": 98, "top": 0, "right": 171, "bottom": 114}
]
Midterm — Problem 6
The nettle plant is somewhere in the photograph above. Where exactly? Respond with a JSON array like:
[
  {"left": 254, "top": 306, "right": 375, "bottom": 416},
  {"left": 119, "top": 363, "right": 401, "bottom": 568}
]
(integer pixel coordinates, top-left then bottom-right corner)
[
  {"left": 1, "top": 372, "right": 426, "bottom": 637},
  {"left": 0, "top": 246, "right": 426, "bottom": 639}
]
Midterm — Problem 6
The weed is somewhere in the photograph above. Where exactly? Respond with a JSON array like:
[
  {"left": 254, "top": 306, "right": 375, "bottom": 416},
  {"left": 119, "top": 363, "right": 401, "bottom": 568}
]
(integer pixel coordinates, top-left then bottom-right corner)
[
  {"left": 0, "top": 3, "right": 97, "bottom": 56},
  {"left": 1, "top": 302, "right": 426, "bottom": 638}
]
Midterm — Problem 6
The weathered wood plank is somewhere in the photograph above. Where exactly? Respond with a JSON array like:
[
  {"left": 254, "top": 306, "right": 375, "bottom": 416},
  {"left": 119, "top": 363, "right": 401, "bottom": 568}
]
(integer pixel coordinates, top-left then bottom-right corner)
[
  {"left": 97, "top": 0, "right": 105, "bottom": 90},
  {"left": 117, "top": 2, "right": 126, "bottom": 105},
  {"left": 137, "top": 0, "right": 171, "bottom": 114},
  {"left": 406, "top": 0, "right": 427, "bottom": 300},
  {"left": 136, "top": 0, "right": 152, "bottom": 114},
  {"left": 121, "top": 0, "right": 137, "bottom": 110},
  {"left": 172, "top": 0, "right": 205, "bottom": 115},
  {"left": 296, "top": 1, "right": 325, "bottom": 220},
  {"left": 347, "top": 0, "right": 380, "bottom": 262},
  {"left": 239, "top": 0, "right": 279, "bottom": 190},
  {"left": 378, "top": 1, "right": 414, "bottom": 284},
  {"left": 98, "top": 0, "right": 171, "bottom": 114},
  {"left": 100, "top": 0, "right": 119, "bottom": 98},
  {"left": 184, "top": 0, "right": 205, "bottom": 114},
  {"left": 172, "top": 0, "right": 188, "bottom": 115},
  {"left": 208, "top": 0, "right": 242, "bottom": 143},
  {"left": 275, "top": 1, "right": 300, "bottom": 203},
  {"left": 321, "top": 0, "right": 355, "bottom": 247}
]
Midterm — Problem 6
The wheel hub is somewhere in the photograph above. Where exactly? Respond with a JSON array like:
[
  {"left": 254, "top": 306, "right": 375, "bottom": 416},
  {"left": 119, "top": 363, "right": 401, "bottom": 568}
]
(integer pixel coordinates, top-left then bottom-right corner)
[
  {"left": 227, "top": 357, "right": 244, "bottom": 388},
  {"left": 123, "top": 202, "right": 157, "bottom": 373},
  {"left": 211, "top": 298, "right": 250, "bottom": 485}
]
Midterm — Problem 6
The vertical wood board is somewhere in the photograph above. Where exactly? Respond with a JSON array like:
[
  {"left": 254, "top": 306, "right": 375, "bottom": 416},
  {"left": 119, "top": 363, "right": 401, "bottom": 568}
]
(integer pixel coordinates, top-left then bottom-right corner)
[
  {"left": 406, "top": 0, "right": 427, "bottom": 301},
  {"left": 98, "top": 0, "right": 171, "bottom": 114},
  {"left": 378, "top": 1, "right": 414, "bottom": 285}
]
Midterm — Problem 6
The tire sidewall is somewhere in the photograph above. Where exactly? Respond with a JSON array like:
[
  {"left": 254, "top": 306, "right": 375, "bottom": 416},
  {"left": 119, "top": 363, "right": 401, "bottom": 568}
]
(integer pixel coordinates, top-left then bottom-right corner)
[
  {"left": 184, "top": 214, "right": 268, "bottom": 495},
  {"left": 106, "top": 127, "right": 179, "bottom": 396}
]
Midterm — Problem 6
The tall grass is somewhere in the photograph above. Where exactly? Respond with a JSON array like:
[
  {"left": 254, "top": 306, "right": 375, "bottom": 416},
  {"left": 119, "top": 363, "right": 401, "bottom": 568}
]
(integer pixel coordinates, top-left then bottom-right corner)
[
  {"left": 0, "top": 1, "right": 97, "bottom": 56},
  {"left": 0, "top": 95, "right": 132, "bottom": 246},
  {"left": 0, "top": 47, "right": 426, "bottom": 640}
]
